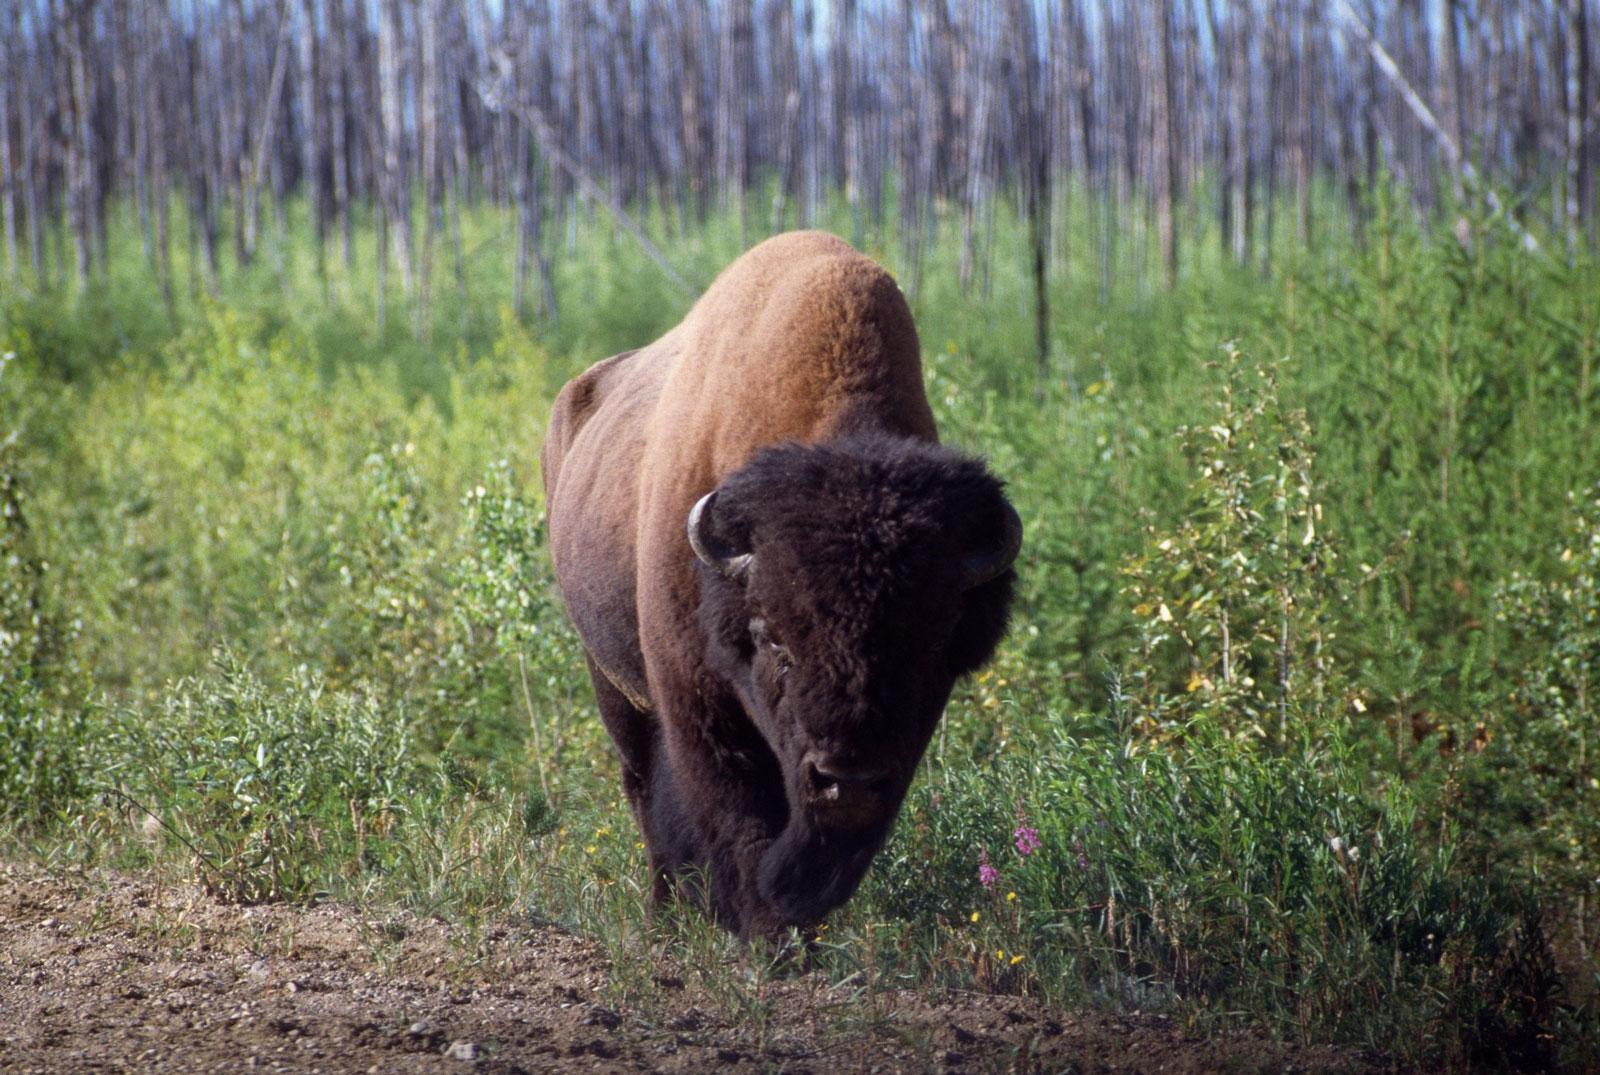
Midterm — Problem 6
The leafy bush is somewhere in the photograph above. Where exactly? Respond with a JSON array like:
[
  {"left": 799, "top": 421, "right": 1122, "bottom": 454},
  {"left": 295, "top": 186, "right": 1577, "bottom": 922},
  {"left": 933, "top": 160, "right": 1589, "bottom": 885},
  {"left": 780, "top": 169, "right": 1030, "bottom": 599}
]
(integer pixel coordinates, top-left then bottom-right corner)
[
  {"left": 0, "top": 350, "right": 92, "bottom": 820},
  {"left": 97, "top": 649, "right": 420, "bottom": 902},
  {"left": 1475, "top": 487, "right": 1600, "bottom": 918},
  {"left": 1122, "top": 348, "right": 1352, "bottom": 748},
  {"left": 865, "top": 716, "right": 1557, "bottom": 1065}
]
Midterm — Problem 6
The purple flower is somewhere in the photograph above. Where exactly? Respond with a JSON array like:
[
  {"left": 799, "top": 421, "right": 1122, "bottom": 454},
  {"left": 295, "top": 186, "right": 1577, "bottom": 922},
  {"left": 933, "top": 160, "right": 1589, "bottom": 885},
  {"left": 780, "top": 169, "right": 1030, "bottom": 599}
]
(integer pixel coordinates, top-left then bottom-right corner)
[
  {"left": 977, "top": 848, "right": 1000, "bottom": 888},
  {"left": 1013, "top": 824, "right": 1042, "bottom": 858}
]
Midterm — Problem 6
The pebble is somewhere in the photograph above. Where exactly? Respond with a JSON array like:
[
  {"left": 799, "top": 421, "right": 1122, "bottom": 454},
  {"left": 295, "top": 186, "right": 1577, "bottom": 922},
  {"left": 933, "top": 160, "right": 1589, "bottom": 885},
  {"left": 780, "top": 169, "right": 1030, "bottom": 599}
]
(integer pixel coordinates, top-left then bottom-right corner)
[{"left": 443, "top": 1040, "right": 478, "bottom": 1061}]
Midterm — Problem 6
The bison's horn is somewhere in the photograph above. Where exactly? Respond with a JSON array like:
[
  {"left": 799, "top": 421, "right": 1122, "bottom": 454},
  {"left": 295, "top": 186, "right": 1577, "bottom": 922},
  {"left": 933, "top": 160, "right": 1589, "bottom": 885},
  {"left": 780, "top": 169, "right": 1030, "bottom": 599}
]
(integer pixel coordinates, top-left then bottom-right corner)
[
  {"left": 961, "top": 501, "right": 1023, "bottom": 589},
  {"left": 688, "top": 491, "right": 753, "bottom": 578}
]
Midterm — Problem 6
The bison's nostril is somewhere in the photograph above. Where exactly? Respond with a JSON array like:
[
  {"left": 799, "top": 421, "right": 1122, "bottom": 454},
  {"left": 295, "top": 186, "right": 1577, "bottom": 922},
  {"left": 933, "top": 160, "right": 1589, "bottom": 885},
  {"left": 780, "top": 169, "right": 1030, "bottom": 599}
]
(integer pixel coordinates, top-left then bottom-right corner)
[
  {"left": 805, "top": 758, "right": 843, "bottom": 799},
  {"left": 802, "top": 753, "right": 891, "bottom": 813}
]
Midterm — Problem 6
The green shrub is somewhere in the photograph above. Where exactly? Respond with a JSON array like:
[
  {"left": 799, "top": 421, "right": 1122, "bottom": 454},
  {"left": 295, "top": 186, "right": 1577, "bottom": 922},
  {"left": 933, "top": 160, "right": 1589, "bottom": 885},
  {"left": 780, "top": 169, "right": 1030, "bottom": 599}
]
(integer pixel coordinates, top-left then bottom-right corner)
[
  {"left": 97, "top": 649, "right": 420, "bottom": 902},
  {"left": 0, "top": 350, "right": 93, "bottom": 821},
  {"left": 864, "top": 716, "right": 1556, "bottom": 1065},
  {"left": 1475, "top": 487, "right": 1600, "bottom": 919}
]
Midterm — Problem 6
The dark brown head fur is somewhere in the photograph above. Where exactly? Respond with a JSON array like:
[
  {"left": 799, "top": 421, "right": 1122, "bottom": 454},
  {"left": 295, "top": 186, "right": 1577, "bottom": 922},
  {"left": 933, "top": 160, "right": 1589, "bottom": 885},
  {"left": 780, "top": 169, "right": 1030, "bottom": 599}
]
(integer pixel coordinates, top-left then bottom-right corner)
[{"left": 680, "top": 435, "right": 1015, "bottom": 923}]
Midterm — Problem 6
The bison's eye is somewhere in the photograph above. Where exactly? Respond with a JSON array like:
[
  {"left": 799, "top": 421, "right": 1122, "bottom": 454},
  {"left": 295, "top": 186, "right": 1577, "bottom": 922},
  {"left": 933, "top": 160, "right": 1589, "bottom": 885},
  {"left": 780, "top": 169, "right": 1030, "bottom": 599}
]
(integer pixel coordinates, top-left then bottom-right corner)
[{"left": 750, "top": 619, "right": 790, "bottom": 672}]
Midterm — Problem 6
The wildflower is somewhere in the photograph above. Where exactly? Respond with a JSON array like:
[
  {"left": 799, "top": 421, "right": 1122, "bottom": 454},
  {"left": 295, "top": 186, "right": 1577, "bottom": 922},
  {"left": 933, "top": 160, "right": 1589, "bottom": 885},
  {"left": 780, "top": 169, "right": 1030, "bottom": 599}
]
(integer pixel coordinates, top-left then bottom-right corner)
[
  {"left": 1009, "top": 954, "right": 1025, "bottom": 965},
  {"left": 1005, "top": 891, "right": 1017, "bottom": 902},
  {"left": 970, "top": 911, "right": 980, "bottom": 924},
  {"left": 1013, "top": 823, "right": 1042, "bottom": 858},
  {"left": 977, "top": 848, "right": 1000, "bottom": 888}
]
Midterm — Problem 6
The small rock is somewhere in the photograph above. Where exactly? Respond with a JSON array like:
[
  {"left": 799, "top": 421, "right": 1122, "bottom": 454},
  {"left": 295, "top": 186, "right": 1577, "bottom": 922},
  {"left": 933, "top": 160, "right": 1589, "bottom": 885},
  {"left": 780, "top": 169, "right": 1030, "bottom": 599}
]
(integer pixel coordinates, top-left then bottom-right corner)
[
  {"left": 443, "top": 1040, "right": 478, "bottom": 1062},
  {"left": 581, "top": 1006, "right": 622, "bottom": 1030},
  {"left": 407, "top": 1020, "right": 432, "bottom": 1037}
]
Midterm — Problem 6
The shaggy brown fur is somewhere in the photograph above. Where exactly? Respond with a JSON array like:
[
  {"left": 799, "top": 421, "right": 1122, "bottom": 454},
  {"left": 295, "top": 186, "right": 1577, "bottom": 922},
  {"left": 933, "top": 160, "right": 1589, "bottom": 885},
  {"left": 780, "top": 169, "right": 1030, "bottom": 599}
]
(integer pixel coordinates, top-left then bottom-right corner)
[{"left": 542, "top": 231, "right": 1018, "bottom": 935}]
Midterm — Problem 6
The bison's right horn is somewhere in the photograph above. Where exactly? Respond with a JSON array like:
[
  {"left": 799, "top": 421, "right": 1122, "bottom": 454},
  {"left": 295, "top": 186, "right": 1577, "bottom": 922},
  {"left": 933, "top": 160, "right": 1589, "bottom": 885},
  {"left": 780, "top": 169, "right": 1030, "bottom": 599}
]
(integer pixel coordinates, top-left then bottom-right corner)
[
  {"left": 688, "top": 491, "right": 753, "bottom": 579},
  {"left": 961, "top": 501, "right": 1023, "bottom": 590}
]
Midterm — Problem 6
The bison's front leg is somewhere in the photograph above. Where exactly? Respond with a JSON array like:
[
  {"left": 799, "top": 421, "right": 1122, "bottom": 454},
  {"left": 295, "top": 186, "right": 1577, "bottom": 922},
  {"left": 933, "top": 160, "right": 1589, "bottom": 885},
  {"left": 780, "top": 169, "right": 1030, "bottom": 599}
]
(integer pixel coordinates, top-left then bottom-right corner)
[{"left": 648, "top": 690, "right": 796, "bottom": 935}]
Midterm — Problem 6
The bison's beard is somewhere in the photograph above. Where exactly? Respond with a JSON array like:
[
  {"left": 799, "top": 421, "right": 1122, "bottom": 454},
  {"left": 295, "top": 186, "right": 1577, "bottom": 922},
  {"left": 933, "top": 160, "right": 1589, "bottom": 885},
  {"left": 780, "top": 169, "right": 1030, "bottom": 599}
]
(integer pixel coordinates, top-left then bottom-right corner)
[{"left": 755, "top": 816, "right": 894, "bottom": 927}]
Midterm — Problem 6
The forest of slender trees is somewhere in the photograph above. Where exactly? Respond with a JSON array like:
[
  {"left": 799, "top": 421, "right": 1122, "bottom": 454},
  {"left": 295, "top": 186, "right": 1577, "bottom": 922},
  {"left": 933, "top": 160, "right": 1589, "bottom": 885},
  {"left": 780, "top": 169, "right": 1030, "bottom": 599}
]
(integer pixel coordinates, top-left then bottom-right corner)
[{"left": 1, "top": 0, "right": 1596, "bottom": 320}]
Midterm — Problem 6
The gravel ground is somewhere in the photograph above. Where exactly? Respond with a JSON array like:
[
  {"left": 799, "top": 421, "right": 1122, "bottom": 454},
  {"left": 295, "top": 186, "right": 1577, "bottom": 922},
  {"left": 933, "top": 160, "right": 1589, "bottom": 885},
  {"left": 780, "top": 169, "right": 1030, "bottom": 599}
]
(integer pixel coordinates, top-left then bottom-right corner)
[{"left": 0, "top": 863, "right": 1385, "bottom": 1073}]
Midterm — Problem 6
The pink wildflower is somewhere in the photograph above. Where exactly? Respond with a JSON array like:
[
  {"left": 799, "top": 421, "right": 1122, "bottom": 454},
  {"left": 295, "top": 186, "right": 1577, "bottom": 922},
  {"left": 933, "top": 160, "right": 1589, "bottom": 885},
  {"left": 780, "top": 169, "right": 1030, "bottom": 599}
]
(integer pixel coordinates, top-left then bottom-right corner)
[
  {"left": 1013, "top": 823, "right": 1042, "bottom": 858},
  {"left": 977, "top": 848, "right": 1000, "bottom": 888}
]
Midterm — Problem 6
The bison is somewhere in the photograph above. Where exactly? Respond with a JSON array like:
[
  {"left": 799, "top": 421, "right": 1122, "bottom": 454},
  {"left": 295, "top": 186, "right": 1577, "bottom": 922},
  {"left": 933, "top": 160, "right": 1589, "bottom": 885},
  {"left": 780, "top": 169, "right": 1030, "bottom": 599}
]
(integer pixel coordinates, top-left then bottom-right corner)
[{"left": 541, "top": 231, "right": 1020, "bottom": 937}]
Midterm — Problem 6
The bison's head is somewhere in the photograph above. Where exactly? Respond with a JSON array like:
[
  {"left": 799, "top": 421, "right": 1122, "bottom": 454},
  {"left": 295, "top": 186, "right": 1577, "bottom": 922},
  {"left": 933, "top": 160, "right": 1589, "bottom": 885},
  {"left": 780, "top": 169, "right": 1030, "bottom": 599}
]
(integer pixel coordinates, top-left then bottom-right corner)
[{"left": 688, "top": 434, "right": 1020, "bottom": 925}]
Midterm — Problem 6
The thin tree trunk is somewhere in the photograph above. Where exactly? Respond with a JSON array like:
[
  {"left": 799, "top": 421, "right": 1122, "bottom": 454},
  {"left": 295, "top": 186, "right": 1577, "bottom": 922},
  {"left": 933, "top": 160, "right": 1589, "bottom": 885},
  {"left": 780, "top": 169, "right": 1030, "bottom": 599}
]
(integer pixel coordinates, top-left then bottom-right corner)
[
  {"left": 20, "top": 9, "right": 45, "bottom": 285},
  {"left": 378, "top": 0, "right": 413, "bottom": 293},
  {"left": 298, "top": 0, "right": 324, "bottom": 287},
  {"left": 1157, "top": 0, "right": 1180, "bottom": 285},
  {"left": 417, "top": 0, "right": 439, "bottom": 337},
  {"left": 0, "top": 9, "right": 17, "bottom": 283},
  {"left": 1565, "top": 0, "right": 1590, "bottom": 253},
  {"left": 243, "top": 2, "right": 293, "bottom": 274},
  {"left": 64, "top": 0, "right": 96, "bottom": 291},
  {"left": 146, "top": 0, "right": 174, "bottom": 316},
  {"left": 328, "top": 0, "right": 352, "bottom": 275}
]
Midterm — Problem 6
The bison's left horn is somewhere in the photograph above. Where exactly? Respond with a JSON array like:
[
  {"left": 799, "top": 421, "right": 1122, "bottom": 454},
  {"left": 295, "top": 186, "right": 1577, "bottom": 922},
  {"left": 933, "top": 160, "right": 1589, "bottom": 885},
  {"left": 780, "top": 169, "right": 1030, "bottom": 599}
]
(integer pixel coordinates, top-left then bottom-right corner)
[
  {"left": 961, "top": 501, "right": 1023, "bottom": 589},
  {"left": 688, "top": 491, "right": 753, "bottom": 578}
]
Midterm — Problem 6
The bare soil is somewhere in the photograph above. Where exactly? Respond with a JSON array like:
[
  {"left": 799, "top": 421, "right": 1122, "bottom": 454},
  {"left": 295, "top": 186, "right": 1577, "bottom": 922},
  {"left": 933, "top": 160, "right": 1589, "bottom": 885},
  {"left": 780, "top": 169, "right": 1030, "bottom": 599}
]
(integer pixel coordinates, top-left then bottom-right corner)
[{"left": 0, "top": 864, "right": 1383, "bottom": 1074}]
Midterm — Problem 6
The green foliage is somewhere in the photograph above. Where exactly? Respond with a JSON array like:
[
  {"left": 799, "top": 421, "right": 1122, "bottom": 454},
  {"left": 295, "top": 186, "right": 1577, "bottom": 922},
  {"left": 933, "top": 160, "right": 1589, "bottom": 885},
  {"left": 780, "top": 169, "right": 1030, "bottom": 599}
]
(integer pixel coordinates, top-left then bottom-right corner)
[
  {"left": 97, "top": 649, "right": 419, "bottom": 902},
  {"left": 0, "top": 350, "right": 92, "bottom": 820},
  {"left": 1474, "top": 488, "right": 1600, "bottom": 904},
  {"left": 455, "top": 458, "right": 560, "bottom": 658},
  {"left": 865, "top": 719, "right": 1556, "bottom": 1064},
  {"left": 1122, "top": 349, "right": 1351, "bottom": 747}
]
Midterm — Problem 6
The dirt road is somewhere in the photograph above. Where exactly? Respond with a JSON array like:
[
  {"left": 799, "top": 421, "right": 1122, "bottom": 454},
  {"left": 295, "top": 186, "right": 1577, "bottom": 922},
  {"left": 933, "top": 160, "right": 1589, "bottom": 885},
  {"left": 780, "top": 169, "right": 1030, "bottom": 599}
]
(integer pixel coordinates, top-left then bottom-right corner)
[{"left": 0, "top": 865, "right": 1377, "bottom": 1073}]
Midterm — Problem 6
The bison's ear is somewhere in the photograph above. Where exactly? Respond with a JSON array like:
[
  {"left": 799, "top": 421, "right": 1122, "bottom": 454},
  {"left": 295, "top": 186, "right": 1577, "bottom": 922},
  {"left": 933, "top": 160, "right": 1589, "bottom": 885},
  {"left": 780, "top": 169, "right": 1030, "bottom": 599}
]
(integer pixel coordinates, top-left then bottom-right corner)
[{"left": 688, "top": 491, "right": 754, "bottom": 579}]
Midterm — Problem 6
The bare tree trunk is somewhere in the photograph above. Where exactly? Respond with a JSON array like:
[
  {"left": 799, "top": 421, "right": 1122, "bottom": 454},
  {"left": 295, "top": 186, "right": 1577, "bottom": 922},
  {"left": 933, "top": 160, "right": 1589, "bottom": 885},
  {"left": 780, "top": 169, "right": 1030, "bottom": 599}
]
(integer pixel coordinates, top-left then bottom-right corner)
[
  {"left": 1156, "top": 0, "right": 1180, "bottom": 285},
  {"left": 243, "top": 2, "right": 293, "bottom": 274},
  {"left": 188, "top": 19, "right": 219, "bottom": 295},
  {"left": 0, "top": 7, "right": 17, "bottom": 283},
  {"left": 297, "top": 0, "right": 324, "bottom": 287},
  {"left": 417, "top": 0, "right": 440, "bottom": 337},
  {"left": 19, "top": 9, "right": 45, "bottom": 285},
  {"left": 1565, "top": 0, "right": 1591, "bottom": 253},
  {"left": 378, "top": 0, "right": 412, "bottom": 293},
  {"left": 958, "top": 1, "right": 993, "bottom": 296},
  {"left": 1230, "top": 0, "right": 1252, "bottom": 267},
  {"left": 63, "top": 0, "right": 96, "bottom": 291},
  {"left": 328, "top": 0, "right": 352, "bottom": 275},
  {"left": 146, "top": 0, "right": 174, "bottom": 316}
]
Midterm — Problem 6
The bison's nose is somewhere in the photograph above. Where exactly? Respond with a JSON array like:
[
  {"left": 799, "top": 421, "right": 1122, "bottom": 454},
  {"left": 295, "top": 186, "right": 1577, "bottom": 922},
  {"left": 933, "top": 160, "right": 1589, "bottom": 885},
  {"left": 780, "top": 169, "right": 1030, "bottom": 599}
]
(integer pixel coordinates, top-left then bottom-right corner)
[{"left": 801, "top": 752, "right": 893, "bottom": 826}]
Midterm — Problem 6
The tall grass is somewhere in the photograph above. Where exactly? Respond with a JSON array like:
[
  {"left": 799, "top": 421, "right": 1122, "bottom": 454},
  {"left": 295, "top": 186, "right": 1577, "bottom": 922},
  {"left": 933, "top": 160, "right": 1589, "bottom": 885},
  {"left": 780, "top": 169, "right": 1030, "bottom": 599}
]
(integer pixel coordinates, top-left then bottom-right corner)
[{"left": 2, "top": 188, "right": 1597, "bottom": 1066}]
